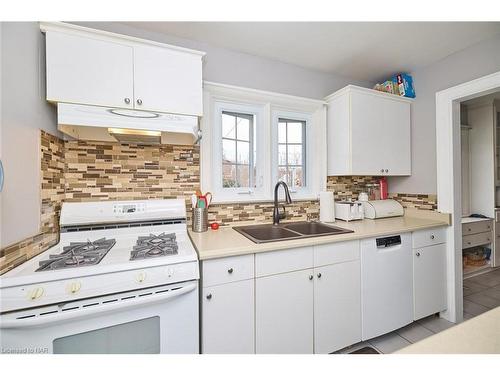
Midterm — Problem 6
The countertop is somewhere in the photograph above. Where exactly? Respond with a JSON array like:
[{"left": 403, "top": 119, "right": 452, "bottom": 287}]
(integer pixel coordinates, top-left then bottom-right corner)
[
  {"left": 189, "top": 209, "right": 450, "bottom": 260},
  {"left": 397, "top": 307, "right": 500, "bottom": 354}
]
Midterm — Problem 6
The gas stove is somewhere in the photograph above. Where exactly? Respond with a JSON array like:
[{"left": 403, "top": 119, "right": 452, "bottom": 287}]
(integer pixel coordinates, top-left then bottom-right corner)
[{"left": 0, "top": 199, "right": 199, "bottom": 313}]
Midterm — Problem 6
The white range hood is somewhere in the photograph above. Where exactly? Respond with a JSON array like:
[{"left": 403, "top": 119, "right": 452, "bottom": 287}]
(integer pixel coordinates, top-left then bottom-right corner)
[{"left": 57, "top": 103, "right": 200, "bottom": 145}]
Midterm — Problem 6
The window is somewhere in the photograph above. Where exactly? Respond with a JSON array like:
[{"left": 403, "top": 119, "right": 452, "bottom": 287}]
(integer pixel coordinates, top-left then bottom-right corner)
[
  {"left": 221, "top": 111, "right": 255, "bottom": 188},
  {"left": 278, "top": 118, "right": 306, "bottom": 189},
  {"left": 201, "top": 82, "right": 325, "bottom": 203}
]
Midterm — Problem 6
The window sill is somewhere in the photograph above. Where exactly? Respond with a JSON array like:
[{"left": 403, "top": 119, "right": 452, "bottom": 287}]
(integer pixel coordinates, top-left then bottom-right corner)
[{"left": 210, "top": 195, "right": 320, "bottom": 205}]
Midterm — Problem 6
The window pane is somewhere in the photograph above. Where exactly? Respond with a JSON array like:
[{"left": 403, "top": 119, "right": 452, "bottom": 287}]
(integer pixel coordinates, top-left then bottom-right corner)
[
  {"left": 223, "top": 164, "right": 238, "bottom": 188},
  {"left": 222, "top": 139, "right": 236, "bottom": 163},
  {"left": 289, "top": 166, "right": 303, "bottom": 188},
  {"left": 222, "top": 113, "right": 236, "bottom": 139},
  {"left": 287, "top": 144, "right": 303, "bottom": 165},
  {"left": 287, "top": 122, "right": 303, "bottom": 143},
  {"left": 278, "top": 122, "right": 287, "bottom": 143},
  {"left": 237, "top": 141, "right": 250, "bottom": 164},
  {"left": 237, "top": 116, "right": 250, "bottom": 141},
  {"left": 278, "top": 166, "right": 288, "bottom": 183},
  {"left": 278, "top": 144, "right": 287, "bottom": 165},
  {"left": 237, "top": 165, "right": 250, "bottom": 187}
]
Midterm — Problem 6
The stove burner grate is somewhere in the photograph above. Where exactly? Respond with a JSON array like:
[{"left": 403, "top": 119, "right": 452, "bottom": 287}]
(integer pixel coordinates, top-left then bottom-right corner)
[
  {"left": 36, "top": 238, "right": 116, "bottom": 271},
  {"left": 130, "top": 233, "right": 179, "bottom": 260}
]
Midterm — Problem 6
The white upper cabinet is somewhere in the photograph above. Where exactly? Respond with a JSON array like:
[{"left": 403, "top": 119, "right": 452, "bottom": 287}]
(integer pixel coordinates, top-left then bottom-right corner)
[
  {"left": 326, "top": 85, "right": 412, "bottom": 176},
  {"left": 133, "top": 46, "right": 202, "bottom": 115},
  {"left": 45, "top": 32, "right": 135, "bottom": 109},
  {"left": 42, "top": 23, "right": 204, "bottom": 116}
]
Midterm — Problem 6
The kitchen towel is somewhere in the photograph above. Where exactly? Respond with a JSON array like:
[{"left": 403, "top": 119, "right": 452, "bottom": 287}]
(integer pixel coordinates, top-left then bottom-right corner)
[{"left": 319, "top": 191, "right": 335, "bottom": 223}]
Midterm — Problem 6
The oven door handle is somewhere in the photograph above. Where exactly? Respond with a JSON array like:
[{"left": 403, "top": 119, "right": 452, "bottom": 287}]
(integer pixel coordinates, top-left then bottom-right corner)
[{"left": 0, "top": 283, "right": 197, "bottom": 329}]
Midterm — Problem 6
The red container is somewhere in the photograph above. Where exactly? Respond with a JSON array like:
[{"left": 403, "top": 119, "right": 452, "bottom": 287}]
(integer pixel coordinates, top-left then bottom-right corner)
[{"left": 379, "top": 177, "right": 388, "bottom": 200}]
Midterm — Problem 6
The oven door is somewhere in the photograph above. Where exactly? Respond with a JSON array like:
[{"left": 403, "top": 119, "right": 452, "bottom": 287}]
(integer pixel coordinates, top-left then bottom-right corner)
[{"left": 0, "top": 280, "right": 198, "bottom": 354}]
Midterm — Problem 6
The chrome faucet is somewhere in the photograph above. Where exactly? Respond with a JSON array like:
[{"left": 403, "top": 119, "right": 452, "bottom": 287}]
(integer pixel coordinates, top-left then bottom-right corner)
[{"left": 273, "top": 181, "right": 292, "bottom": 225}]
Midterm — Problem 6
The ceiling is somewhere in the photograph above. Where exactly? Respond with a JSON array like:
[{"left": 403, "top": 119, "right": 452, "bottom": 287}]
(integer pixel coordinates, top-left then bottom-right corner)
[{"left": 121, "top": 22, "right": 500, "bottom": 82}]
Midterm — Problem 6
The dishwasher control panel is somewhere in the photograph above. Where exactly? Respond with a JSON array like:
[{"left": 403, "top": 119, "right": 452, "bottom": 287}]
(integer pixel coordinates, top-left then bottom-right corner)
[{"left": 376, "top": 235, "right": 401, "bottom": 248}]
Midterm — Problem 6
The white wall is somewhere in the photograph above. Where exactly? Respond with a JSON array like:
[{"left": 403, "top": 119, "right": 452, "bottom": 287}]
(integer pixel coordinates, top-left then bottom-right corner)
[
  {"left": 0, "top": 22, "right": 57, "bottom": 247},
  {"left": 389, "top": 33, "right": 500, "bottom": 194},
  {"left": 71, "top": 22, "right": 372, "bottom": 99}
]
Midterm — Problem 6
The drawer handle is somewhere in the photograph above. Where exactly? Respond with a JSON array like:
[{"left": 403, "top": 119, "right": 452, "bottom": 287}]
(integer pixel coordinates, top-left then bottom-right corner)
[
  {"left": 467, "top": 242, "right": 471, "bottom": 245},
  {"left": 309, "top": 275, "right": 314, "bottom": 281},
  {"left": 468, "top": 228, "right": 471, "bottom": 232},
  {"left": 430, "top": 235, "right": 435, "bottom": 240},
  {"left": 416, "top": 252, "right": 421, "bottom": 257},
  {"left": 317, "top": 273, "right": 322, "bottom": 279},
  {"left": 206, "top": 293, "right": 212, "bottom": 300},
  {"left": 227, "top": 268, "right": 234, "bottom": 274}
]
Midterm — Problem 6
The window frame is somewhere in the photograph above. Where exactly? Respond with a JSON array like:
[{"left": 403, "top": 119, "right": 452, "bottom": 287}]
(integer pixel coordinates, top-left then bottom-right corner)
[
  {"left": 211, "top": 100, "right": 268, "bottom": 202},
  {"left": 272, "top": 110, "right": 316, "bottom": 199},
  {"left": 277, "top": 117, "right": 307, "bottom": 190}
]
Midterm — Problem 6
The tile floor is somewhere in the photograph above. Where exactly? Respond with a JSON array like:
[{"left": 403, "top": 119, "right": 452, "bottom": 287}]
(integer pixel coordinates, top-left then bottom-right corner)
[{"left": 338, "top": 268, "right": 500, "bottom": 354}]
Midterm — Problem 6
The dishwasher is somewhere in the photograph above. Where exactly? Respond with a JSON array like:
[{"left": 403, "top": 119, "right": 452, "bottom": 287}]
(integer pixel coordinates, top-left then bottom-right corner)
[{"left": 361, "top": 233, "right": 413, "bottom": 340}]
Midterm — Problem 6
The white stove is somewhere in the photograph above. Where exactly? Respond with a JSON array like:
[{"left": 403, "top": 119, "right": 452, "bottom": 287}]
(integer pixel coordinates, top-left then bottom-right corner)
[{"left": 0, "top": 199, "right": 199, "bottom": 354}]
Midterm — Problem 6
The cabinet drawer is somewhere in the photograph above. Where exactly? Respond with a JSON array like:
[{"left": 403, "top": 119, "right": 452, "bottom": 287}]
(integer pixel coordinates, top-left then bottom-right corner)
[
  {"left": 255, "top": 246, "right": 313, "bottom": 277},
  {"left": 202, "top": 255, "right": 254, "bottom": 287},
  {"left": 462, "top": 220, "right": 493, "bottom": 236},
  {"left": 462, "top": 232, "right": 493, "bottom": 249},
  {"left": 412, "top": 227, "right": 446, "bottom": 248},
  {"left": 313, "top": 240, "right": 360, "bottom": 267}
]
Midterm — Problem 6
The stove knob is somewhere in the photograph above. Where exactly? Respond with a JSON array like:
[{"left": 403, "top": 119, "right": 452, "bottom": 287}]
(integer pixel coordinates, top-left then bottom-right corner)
[
  {"left": 136, "top": 271, "right": 147, "bottom": 283},
  {"left": 67, "top": 281, "right": 82, "bottom": 295},
  {"left": 28, "top": 287, "right": 44, "bottom": 301}
]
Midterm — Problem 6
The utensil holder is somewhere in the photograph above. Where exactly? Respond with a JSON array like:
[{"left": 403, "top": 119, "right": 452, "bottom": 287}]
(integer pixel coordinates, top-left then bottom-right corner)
[{"left": 192, "top": 207, "right": 208, "bottom": 232}]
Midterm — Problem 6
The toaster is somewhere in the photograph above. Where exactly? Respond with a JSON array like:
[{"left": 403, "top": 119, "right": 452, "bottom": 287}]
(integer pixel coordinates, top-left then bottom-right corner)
[{"left": 334, "top": 201, "right": 364, "bottom": 222}]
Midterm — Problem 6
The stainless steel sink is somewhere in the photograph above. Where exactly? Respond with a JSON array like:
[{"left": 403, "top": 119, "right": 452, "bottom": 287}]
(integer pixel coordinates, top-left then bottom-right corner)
[{"left": 233, "top": 221, "right": 354, "bottom": 243}]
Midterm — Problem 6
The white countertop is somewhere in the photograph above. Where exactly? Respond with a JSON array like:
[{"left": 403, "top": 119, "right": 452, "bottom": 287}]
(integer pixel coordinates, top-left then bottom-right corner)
[
  {"left": 189, "top": 209, "right": 450, "bottom": 260},
  {"left": 397, "top": 307, "right": 500, "bottom": 354}
]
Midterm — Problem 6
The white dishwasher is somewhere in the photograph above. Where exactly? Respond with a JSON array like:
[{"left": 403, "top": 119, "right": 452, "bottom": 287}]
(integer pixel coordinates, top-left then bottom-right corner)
[{"left": 361, "top": 233, "right": 413, "bottom": 340}]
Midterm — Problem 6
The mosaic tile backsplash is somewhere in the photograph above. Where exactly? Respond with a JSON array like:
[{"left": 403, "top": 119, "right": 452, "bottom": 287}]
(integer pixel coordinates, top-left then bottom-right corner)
[{"left": 0, "top": 130, "right": 438, "bottom": 274}]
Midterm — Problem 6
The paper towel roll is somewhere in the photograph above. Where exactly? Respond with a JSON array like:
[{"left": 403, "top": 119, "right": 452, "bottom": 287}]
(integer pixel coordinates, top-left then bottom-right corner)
[{"left": 319, "top": 191, "right": 335, "bottom": 222}]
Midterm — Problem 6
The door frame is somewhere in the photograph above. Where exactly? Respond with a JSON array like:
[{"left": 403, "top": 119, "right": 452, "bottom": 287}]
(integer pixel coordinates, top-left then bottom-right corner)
[{"left": 436, "top": 70, "right": 500, "bottom": 323}]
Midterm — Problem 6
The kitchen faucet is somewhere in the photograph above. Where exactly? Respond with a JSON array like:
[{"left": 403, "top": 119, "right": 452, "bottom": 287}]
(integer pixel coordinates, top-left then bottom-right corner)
[{"left": 273, "top": 181, "right": 292, "bottom": 225}]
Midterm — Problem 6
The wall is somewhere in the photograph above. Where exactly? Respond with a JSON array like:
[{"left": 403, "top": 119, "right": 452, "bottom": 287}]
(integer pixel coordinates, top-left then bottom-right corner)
[
  {"left": 71, "top": 22, "right": 372, "bottom": 99},
  {"left": 0, "top": 22, "right": 58, "bottom": 247},
  {"left": 389, "top": 33, "right": 500, "bottom": 195}
]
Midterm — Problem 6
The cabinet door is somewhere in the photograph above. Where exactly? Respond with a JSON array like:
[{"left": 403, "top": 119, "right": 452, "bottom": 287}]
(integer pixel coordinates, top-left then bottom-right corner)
[
  {"left": 202, "top": 280, "right": 254, "bottom": 354},
  {"left": 350, "top": 90, "right": 411, "bottom": 175},
  {"left": 314, "top": 261, "right": 361, "bottom": 354},
  {"left": 133, "top": 45, "right": 203, "bottom": 115},
  {"left": 46, "top": 31, "right": 134, "bottom": 108},
  {"left": 413, "top": 244, "right": 447, "bottom": 320},
  {"left": 256, "top": 269, "right": 314, "bottom": 353}
]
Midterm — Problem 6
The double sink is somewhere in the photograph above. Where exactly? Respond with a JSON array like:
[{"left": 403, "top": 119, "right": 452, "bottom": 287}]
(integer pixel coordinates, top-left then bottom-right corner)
[{"left": 233, "top": 221, "right": 354, "bottom": 244}]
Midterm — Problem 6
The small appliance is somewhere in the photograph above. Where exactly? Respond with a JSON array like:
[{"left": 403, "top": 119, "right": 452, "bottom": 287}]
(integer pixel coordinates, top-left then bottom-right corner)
[
  {"left": 334, "top": 201, "right": 364, "bottom": 222},
  {"left": 363, "top": 199, "right": 404, "bottom": 219}
]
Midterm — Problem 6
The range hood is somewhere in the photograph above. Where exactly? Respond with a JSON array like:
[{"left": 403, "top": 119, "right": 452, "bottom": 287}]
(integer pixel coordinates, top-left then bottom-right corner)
[{"left": 57, "top": 103, "right": 201, "bottom": 145}]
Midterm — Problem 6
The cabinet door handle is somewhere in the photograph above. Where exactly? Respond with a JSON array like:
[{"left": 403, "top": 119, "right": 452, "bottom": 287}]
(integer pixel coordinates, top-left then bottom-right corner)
[
  {"left": 136, "top": 99, "right": 143, "bottom": 105},
  {"left": 317, "top": 273, "right": 322, "bottom": 278},
  {"left": 385, "top": 169, "right": 388, "bottom": 173},
  {"left": 430, "top": 235, "right": 435, "bottom": 240},
  {"left": 416, "top": 252, "right": 421, "bottom": 257},
  {"left": 227, "top": 268, "right": 234, "bottom": 274},
  {"left": 206, "top": 293, "right": 212, "bottom": 300},
  {"left": 380, "top": 169, "right": 384, "bottom": 173},
  {"left": 308, "top": 275, "right": 313, "bottom": 281},
  {"left": 124, "top": 97, "right": 131, "bottom": 104}
]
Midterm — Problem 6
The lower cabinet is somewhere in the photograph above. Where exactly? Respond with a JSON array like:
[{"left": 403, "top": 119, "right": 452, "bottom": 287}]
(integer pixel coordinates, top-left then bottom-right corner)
[
  {"left": 314, "top": 260, "right": 361, "bottom": 354},
  {"left": 202, "top": 279, "right": 254, "bottom": 353},
  {"left": 255, "top": 269, "right": 314, "bottom": 354},
  {"left": 413, "top": 243, "right": 447, "bottom": 320}
]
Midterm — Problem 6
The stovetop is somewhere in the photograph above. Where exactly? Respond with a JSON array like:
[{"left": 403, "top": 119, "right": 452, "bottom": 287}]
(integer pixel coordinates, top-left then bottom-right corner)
[
  {"left": 130, "top": 233, "right": 179, "bottom": 260},
  {"left": 36, "top": 238, "right": 116, "bottom": 271}
]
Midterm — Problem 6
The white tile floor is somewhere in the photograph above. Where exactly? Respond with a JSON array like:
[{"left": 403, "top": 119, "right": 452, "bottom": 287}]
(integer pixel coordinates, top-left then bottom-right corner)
[{"left": 338, "top": 268, "right": 500, "bottom": 354}]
